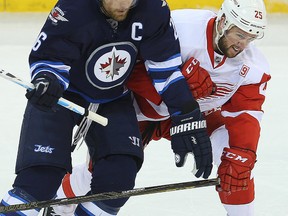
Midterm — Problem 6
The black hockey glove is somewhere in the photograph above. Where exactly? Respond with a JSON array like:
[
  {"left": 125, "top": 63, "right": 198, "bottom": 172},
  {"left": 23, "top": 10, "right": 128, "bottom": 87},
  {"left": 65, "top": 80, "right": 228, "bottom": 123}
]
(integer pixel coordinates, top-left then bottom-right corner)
[
  {"left": 25, "top": 73, "right": 64, "bottom": 112},
  {"left": 170, "top": 108, "right": 213, "bottom": 179}
]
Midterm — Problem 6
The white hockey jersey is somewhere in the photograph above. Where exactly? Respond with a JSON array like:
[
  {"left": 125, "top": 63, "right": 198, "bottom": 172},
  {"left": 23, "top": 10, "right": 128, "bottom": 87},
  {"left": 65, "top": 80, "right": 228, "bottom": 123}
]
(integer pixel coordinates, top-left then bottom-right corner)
[{"left": 128, "top": 9, "right": 271, "bottom": 152}]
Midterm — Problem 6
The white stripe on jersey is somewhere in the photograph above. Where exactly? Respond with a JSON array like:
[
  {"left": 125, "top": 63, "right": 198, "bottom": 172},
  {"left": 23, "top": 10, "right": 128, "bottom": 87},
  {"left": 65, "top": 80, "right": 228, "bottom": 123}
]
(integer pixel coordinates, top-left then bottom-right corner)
[
  {"left": 144, "top": 54, "right": 182, "bottom": 72},
  {"left": 222, "top": 110, "right": 264, "bottom": 123},
  {"left": 154, "top": 70, "right": 183, "bottom": 94},
  {"left": 30, "top": 61, "right": 71, "bottom": 89}
]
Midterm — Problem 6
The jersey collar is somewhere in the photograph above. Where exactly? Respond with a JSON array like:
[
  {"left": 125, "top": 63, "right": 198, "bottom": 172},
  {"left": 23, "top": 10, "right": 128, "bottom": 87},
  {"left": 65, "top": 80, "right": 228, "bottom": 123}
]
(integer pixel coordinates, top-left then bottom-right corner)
[{"left": 206, "top": 17, "right": 227, "bottom": 69}]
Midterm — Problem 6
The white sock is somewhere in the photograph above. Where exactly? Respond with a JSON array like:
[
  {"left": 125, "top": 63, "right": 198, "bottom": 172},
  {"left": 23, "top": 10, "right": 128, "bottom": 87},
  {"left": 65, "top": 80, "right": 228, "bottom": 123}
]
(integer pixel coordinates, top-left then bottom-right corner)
[{"left": 224, "top": 201, "right": 254, "bottom": 216}]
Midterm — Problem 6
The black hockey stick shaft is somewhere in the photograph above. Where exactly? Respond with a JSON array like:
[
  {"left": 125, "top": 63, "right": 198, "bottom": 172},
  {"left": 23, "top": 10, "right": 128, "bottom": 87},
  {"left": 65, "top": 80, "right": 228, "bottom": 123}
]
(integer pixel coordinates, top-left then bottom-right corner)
[{"left": 0, "top": 178, "right": 219, "bottom": 213}]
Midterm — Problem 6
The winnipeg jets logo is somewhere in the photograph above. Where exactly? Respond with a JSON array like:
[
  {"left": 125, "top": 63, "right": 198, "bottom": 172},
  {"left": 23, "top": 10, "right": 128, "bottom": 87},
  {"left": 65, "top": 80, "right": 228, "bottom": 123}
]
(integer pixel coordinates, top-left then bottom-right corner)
[
  {"left": 86, "top": 42, "right": 137, "bottom": 90},
  {"left": 100, "top": 47, "right": 127, "bottom": 80},
  {"left": 49, "top": 6, "right": 68, "bottom": 25}
]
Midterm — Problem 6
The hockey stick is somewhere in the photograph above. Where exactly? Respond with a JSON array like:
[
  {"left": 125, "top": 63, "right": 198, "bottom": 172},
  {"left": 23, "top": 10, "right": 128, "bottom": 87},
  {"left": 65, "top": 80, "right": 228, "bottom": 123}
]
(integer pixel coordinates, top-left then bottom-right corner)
[
  {"left": 0, "top": 178, "right": 219, "bottom": 213},
  {"left": 0, "top": 69, "right": 108, "bottom": 126}
]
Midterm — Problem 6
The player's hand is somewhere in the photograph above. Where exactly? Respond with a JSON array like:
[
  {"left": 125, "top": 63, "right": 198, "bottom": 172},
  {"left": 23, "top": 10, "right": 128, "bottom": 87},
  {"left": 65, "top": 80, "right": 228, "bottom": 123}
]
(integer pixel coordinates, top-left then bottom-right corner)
[
  {"left": 181, "top": 57, "right": 215, "bottom": 99},
  {"left": 217, "top": 147, "right": 256, "bottom": 192},
  {"left": 25, "top": 73, "right": 64, "bottom": 111},
  {"left": 170, "top": 107, "right": 213, "bottom": 179}
]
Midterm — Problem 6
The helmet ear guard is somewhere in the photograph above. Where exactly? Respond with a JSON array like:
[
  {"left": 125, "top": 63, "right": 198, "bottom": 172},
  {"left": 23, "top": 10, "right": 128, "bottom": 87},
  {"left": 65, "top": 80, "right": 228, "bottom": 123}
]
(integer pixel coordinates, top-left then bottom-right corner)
[{"left": 216, "top": 0, "right": 267, "bottom": 39}]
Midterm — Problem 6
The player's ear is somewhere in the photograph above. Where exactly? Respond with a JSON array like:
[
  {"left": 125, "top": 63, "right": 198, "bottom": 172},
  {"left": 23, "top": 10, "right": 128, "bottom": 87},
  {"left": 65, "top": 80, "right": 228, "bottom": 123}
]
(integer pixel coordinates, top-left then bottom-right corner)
[{"left": 217, "top": 14, "right": 226, "bottom": 35}]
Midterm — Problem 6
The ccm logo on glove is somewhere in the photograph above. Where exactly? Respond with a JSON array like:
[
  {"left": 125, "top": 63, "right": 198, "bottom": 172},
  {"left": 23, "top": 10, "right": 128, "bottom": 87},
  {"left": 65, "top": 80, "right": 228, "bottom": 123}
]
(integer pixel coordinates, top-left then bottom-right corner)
[
  {"left": 170, "top": 120, "right": 206, "bottom": 135},
  {"left": 222, "top": 149, "right": 250, "bottom": 164}
]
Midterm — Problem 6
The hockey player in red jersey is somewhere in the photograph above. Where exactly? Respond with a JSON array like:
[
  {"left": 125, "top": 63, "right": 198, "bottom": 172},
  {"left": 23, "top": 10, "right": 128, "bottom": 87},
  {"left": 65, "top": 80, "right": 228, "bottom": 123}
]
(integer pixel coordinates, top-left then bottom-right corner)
[
  {"left": 43, "top": 0, "right": 271, "bottom": 215},
  {"left": 135, "top": 0, "right": 270, "bottom": 214},
  {"left": 136, "top": 1, "right": 270, "bottom": 214}
]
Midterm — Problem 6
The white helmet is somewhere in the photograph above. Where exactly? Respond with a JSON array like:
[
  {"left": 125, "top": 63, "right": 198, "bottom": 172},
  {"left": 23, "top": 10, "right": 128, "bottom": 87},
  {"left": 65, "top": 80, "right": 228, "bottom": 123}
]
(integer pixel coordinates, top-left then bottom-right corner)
[{"left": 216, "top": 0, "right": 267, "bottom": 38}]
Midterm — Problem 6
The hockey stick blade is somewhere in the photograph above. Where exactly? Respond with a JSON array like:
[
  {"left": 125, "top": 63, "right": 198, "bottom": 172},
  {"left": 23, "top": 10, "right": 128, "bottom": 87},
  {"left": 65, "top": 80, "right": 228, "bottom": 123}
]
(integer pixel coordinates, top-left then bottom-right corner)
[
  {"left": 0, "top": 178, "right": 219, "bottom": 213},
  {"left": 0, "top": 69, "right": 108, "bottom": 126}
]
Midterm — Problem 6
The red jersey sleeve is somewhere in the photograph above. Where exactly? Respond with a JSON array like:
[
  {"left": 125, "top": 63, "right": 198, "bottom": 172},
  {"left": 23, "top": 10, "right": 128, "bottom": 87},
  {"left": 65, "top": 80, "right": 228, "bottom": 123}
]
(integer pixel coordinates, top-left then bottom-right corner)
[{"left": 222, "top": 74, "right": 271, "bottom": 152}]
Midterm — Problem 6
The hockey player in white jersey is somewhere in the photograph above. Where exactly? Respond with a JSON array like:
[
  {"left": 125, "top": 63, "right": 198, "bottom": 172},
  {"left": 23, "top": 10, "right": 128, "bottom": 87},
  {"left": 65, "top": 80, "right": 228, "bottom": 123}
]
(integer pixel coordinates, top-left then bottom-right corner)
[{"left": 43, "top": 0, "right": 271, "bottom": 215}]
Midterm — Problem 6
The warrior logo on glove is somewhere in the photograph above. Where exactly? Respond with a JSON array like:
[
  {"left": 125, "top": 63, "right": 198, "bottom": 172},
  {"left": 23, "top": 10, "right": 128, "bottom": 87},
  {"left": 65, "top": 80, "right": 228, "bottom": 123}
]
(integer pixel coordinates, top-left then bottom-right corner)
[{"left": 170, "top": 120, "right": 207, "bottom": 135}]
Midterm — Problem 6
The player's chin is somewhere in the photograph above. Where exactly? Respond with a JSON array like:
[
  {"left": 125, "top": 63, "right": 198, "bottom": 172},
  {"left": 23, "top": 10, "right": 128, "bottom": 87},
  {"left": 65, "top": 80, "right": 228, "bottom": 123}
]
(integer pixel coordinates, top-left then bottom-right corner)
[{"left": 113, "top": 12, "right": 129, "bottom": 21}]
